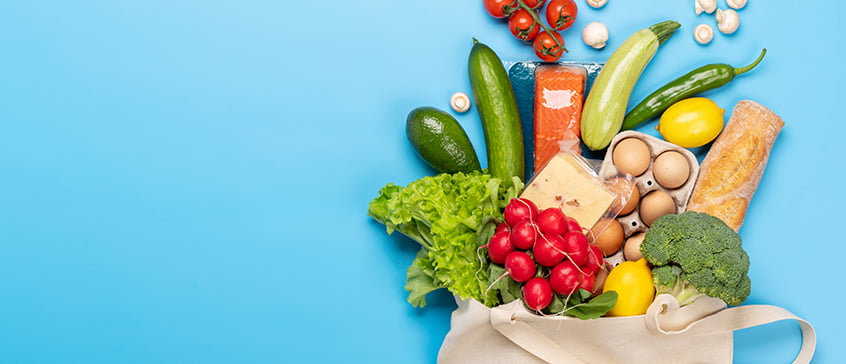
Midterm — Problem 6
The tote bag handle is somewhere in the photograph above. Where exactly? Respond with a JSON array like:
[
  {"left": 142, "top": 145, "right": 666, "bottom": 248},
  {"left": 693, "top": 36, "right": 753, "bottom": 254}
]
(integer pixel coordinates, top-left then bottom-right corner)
[
  {"left": 490, "top": 295, "right": 816, "bottom": 364},
  {"left": 489, "top": 305, "right": 586, "bottom": 364}
]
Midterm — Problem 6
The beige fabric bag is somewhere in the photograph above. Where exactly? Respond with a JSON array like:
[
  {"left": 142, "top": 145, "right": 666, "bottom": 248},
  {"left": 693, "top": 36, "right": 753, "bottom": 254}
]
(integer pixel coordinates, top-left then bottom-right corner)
[{"left": 437, "top": 294, "right": 815, "bottom": 364}]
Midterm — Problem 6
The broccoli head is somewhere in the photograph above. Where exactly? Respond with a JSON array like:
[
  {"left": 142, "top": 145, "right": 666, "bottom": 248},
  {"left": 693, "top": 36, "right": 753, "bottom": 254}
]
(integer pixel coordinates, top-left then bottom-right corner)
[{"left": 640, "top": 211, "right": 751, "bottom": 306}]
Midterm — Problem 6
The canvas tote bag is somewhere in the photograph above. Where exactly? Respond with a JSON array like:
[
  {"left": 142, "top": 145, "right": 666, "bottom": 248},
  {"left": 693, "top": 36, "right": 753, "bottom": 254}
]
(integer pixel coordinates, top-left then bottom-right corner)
[{"left": 437, "top": 294, "right": 815, "bottom": 364}]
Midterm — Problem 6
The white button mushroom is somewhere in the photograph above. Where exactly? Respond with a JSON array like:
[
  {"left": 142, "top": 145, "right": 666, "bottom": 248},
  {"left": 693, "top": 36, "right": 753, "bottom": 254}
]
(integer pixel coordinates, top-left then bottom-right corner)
[
  {"left": 582, "top": 22, "right": 609, "bottom": 49},
  {"left": 716, "top": 8, "right": 740, "bottom": 34},
  {"left": 695, "top": 0, "right": 716, "bottom": 15},
  {"left": 450, "top": 92, "right": 471, "bottom": 113},
  {"left": 586, "top": 0, "right": 607, "bottom": 8},
  {"left": 726, "top": 0, "right": 747, "bottom": 10},
  {"left": 693, "top": 24, "right": 714, "bottom": 45}
]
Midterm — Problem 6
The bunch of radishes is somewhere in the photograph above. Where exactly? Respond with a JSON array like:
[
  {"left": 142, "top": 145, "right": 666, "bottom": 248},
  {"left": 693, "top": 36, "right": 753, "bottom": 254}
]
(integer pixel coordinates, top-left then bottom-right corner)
[{"left": 487, "top": 198, "right": 607, "bottom": 312}]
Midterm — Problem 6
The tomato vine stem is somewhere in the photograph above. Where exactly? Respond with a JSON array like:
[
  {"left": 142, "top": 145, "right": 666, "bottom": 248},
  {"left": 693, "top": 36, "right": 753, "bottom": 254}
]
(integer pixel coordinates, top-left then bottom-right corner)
[{"left": 515, "top": 0, "right": 568, "bottom": 53}]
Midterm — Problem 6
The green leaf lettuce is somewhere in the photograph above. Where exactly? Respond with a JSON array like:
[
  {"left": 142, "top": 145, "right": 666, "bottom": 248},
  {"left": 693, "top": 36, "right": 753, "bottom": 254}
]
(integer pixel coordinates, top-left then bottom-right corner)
[{"left": 369, "top": 171, "right": 521, "bottom": 307}]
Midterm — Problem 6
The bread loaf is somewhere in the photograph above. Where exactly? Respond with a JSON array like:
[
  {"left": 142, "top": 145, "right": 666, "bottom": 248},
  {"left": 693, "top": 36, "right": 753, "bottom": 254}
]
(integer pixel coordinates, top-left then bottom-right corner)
[{"left": 686, "top": 100, "right": 784, "bottom": 231}]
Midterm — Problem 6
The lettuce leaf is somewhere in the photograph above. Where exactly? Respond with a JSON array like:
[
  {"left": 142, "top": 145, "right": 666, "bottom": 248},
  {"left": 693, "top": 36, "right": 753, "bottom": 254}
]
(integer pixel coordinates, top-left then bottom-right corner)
[
  {"left": 405, "top": 251, "right": 439, "bottom": 307},
  {"left": 369, "top": 171, "right": 521, "bottom": 307}
]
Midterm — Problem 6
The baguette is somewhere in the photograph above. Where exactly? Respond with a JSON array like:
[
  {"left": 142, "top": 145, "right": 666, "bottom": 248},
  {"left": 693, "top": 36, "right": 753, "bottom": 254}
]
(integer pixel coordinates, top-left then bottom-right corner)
[{"left": 686, "top": 100, "right": 784, "bottom": 231}]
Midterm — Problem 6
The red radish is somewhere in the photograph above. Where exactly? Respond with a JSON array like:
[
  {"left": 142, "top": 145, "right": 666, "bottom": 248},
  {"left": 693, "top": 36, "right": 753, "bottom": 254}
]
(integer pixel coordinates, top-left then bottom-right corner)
[
  {"left": 487, "top": 231, "right": 515, "bottom": 264},
  {"left": 563, "top": 217, "right": 582, "bottom": 233},
  {"left": 505, "top": 251, "right": 536, "bottom": 282},
  {"left": 495, "top": 222, "right": 510, "bottom": 234},
  {"left": 580, "top": 260, "right": 600, "bottom": 277},
  {"left": 504, "top": 198, "right": 539, "bottom": 226},
  {"left": 532, "top": 233, "right": 566, "bottom": 267},
  {"left": 549, "top": 260, "right": 582, "bottom": 295},
  {"left": 536, "top": 208, "right": 568, "bottom": 235},
  {"left": 578, "top": 273, "right": 596, "bottom": 293},
  {"left": 510, "top": 220, "right": 538, "bottom": 250},
  {"left": 562, "top": 231, "right": 589, "bottom": 266},
  {"left": 522, "top": 277, "right": 553, "bottom": 311},
  {"left": 580, "top": 244, "right": 604, "bottom": 276}
]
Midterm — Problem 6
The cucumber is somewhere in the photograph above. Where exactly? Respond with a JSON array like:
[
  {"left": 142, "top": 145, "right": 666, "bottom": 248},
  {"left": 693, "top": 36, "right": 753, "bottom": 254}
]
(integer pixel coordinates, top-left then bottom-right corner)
[
  {"left": 581, "top": 21, "right": 680, "bottom": 151},
  {"left": 468, "top": 39, "right": 525, "bottom": 184},
  {"left": 406, "top": 106, "right": 481, "bottom": 174}
]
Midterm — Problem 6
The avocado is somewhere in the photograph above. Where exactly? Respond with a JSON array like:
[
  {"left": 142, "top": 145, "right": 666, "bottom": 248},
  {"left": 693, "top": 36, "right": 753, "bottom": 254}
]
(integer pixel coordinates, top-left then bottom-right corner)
[{"left": 406, "top": 106, "right": 481, "bottom": 174}]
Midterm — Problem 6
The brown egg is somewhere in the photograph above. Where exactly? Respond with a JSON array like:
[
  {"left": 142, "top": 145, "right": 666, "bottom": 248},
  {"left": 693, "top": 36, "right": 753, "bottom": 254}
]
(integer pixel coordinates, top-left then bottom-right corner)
[
  {"left": 639, "top": 190, "right": 676, "bottom": 226},
  {"left": 590, "top": 218, "right": 624, "bottom": 256},
  {"left": 605, "top": 177, "right": 640, "bottom": 216},
  {"left": 612, "top": 138, "right": 651, "bottom": 177},
  {"left": 653, "top": 151, "right": 691, "bottom": 189},
  {"left": 623, "top": 233, "right": 646, "bottom": 261}
]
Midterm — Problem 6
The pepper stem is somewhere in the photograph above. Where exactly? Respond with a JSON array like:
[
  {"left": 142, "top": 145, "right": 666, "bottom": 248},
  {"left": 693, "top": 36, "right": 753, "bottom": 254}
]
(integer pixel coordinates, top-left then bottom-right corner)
[{"left": 734, "top": 48, "right": 767, "bottom": 76}]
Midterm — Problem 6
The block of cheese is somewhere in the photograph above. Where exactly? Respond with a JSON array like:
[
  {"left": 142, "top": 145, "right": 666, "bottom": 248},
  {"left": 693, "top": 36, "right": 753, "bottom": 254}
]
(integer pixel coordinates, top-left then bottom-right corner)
[{"left": 520, "top": 152, "right": 616, "bottom": 229}]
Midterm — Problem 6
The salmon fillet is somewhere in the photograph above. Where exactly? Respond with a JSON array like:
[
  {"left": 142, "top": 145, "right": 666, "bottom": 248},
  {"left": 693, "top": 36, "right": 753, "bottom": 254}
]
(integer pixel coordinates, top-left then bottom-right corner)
[{"left": 533, "top": 65, "right": 587, "bottom": 173}]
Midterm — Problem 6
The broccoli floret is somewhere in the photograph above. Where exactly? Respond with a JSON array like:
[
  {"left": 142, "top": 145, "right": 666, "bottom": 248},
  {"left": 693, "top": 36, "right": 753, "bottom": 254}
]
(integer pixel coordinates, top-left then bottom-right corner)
[{"left": 640, "top": 211, "right": 751, "bottom": 306}]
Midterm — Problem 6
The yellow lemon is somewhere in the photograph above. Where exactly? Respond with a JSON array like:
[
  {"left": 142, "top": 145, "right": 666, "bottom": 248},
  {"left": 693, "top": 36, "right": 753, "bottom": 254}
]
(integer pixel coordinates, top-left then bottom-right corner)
[
  {"left": 602, "top": 258, "right": 654, "bottom": 316},
  {"left": 657, "top": 97, "right": 725, "bottom": 148}
]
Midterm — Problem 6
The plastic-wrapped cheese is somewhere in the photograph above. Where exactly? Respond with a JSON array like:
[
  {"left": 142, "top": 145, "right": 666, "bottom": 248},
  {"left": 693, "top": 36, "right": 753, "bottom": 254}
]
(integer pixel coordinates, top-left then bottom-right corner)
[{"left": 520, "top": 153, "right": 615, "bottom": 229}]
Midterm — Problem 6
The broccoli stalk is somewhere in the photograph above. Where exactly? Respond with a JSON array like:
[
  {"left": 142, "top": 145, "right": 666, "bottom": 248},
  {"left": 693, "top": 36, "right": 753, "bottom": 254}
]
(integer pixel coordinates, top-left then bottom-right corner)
[
  {"left": 640, "top": 211, "right": 751, "bottom": 306},
  {"left": 652, "top": 265, "right": 705, "bottom": 306}
]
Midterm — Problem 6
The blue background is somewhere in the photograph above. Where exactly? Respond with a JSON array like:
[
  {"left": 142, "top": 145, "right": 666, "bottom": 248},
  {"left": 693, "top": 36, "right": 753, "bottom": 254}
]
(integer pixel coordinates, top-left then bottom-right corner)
[{"left": 0, "top": 0, "right": 841, "bottom": 363}]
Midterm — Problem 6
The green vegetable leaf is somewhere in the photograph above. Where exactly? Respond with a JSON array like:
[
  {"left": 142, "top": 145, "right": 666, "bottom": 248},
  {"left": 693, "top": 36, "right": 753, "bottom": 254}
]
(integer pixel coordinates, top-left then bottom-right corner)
[
  {"left": 405, "top": 252, "right": 440, "bottom": 307},
  {"left": 562, "top": 291, "right": 619, "bottom": 320},
  {"left": 547, "top": 294, "right": 566, "bottom": 313},
  {"left": 369, "top": 171, "right": 522, "bottom": 308},
  {"left": 488, "top": 264, "right": 521, "bottom": 304},
  {"left": 576, "top": 288, "right": 593, "bottom": 301}
]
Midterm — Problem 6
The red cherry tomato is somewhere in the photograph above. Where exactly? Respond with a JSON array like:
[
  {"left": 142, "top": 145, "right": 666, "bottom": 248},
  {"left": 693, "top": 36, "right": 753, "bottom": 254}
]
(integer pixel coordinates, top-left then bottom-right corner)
[
  {"left": 508, "top": 9, "right": 540, "bottom": 42},
  {"left": 483, "top": 0, "right": 517, "bottom": 18},
  {"left": 545, "top": 0, "right": 578, "bottom": 31},
  {"left": 533, "top": 31, "right": 565, "bottom": 62}
]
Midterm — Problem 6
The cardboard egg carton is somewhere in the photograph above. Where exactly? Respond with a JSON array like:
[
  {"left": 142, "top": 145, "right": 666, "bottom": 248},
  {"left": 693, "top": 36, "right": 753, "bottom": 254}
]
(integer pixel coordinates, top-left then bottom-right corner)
[{"left": 597, "top": 131, "right": 701, "bottom": 265}]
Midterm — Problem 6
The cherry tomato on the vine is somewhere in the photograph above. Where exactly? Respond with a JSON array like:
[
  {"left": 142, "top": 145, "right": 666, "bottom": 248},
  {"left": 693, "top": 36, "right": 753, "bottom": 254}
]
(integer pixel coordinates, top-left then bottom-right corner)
[
  {"left": 508, "top": 9, "right": 540, "bottom": 42},
  {"left": 533, "top": 31, "right": 565, "bottom": 62},
  {"left": 545, "top": 0, "right": 577, "bottom": 31},
  {"left": 483, "top": 0, "right": 518, "bottom": 18},
  {"left": 523, "top": 0, "right": 546, "bottom": 9}
]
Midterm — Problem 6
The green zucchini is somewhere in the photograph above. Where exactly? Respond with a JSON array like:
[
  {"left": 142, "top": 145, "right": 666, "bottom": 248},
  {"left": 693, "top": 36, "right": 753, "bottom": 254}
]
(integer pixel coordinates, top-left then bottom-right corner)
[
  {"left": 406, "top": 106, "right": 481, "bottom": 174},
  {"left": 581, "top": 20, "right": 680, "bottom": 151},
  {"left": 468, "top": 39, "right": 525, "bottom": 184}
]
